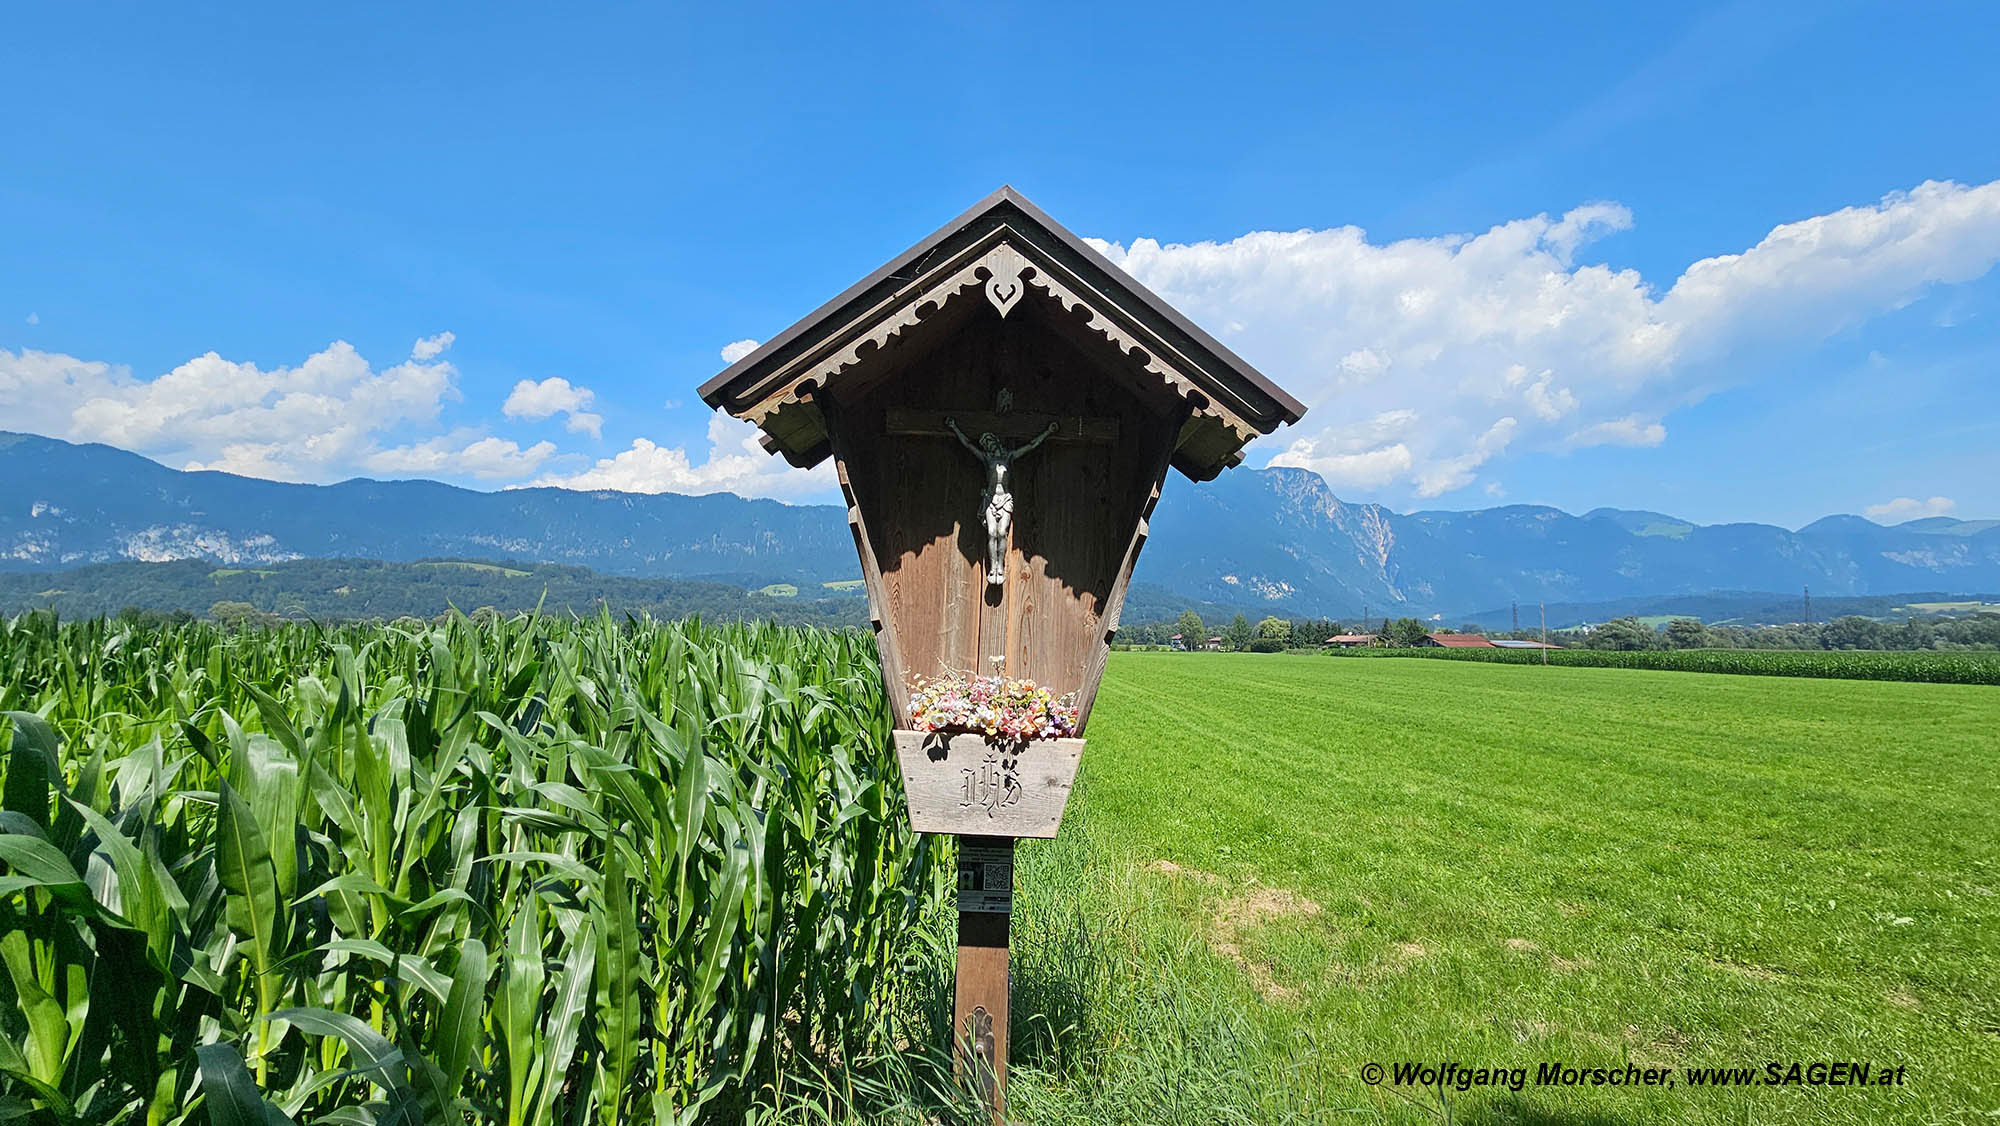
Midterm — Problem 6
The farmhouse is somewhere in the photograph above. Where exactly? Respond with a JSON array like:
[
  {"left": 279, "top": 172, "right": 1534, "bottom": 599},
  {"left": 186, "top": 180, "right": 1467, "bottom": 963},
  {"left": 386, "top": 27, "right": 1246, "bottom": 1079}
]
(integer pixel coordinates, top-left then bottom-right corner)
[
  {"left": 1422, "top": 633, "right": 1496, "bottom": 648},
  {"left": 1205, "top": 636, "right": 1224, "bottom": 650},
  {"left": 1325, "top": 633, "right": 1377, "bottom": 648}
]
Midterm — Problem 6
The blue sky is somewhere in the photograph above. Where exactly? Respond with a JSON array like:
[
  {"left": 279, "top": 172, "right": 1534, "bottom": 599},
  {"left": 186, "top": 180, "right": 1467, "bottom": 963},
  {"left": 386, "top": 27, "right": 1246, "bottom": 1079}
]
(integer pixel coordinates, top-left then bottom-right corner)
[{"left": 3, "top": 1, "right": 1996, "bottom": 528}]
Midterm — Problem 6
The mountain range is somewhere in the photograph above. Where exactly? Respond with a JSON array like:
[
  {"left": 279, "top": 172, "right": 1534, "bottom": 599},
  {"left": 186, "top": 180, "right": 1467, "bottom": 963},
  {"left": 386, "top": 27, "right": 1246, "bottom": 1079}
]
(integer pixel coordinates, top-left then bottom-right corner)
[{"left": 6, "top": 431, "right": 1998, "bottom": 620}]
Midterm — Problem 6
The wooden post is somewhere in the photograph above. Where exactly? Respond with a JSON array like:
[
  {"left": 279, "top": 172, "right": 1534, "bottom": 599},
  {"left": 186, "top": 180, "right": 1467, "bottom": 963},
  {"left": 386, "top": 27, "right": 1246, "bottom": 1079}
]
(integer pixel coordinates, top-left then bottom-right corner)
[
  {"left": 955, "top": 836, "right": 1014, "bottom": 1121},
  {"left": 699, "top": 187, "right": 1309, "bottom": 1126}
]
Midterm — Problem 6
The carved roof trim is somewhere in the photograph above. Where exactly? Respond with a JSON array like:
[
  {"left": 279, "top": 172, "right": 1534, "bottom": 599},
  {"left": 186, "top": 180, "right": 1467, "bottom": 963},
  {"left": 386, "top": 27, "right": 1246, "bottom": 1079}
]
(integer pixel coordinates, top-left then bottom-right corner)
[{"left": 699, "top": 187, "right": 1306, "bottom": 476}]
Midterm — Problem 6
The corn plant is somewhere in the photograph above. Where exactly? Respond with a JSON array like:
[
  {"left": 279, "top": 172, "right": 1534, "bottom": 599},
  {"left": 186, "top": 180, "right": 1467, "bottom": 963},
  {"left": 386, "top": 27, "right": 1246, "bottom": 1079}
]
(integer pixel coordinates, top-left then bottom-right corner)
[{"left": 0, "top": 609, "right": 944, "bottom": 1123}]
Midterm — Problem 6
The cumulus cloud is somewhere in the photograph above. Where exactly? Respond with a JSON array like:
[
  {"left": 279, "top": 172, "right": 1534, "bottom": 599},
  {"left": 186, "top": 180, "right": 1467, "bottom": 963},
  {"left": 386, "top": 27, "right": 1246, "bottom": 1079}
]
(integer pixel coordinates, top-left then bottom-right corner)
[
  {"left": 0, "top": 334, "right": 830, "bottom": 500},
  {"left": 24, "top": 313, "right": 37, "bottom": 326},
  {"left": 1864, "top": 496, "right": 1956, "bottom": 523},
  {"left": 1092, "top": 178, "right": 2000, "bottom": 499},
  {"left": 1567, "top": 416, "right": 1667, "bottom": 449},
  {"left": 0, "top": 338, "right": 491, "bottom": 482},
  {"left": 502, "top": 376, "right": 604, "bottom": 438},
  {"left": 1414, "top": 416, "right": 1517, "bottom": 498},
  {"left": 719, "top": 339, "right": 760, "bottom": 363},
  {"left": 411, "top": 331, "right": 455, "bottom": 360},
  {"left": 362, "top": 434, "right": 559, "bottom": 480},
  {"left": 530, "top": 413, "right": 833, "bottom": 501}
]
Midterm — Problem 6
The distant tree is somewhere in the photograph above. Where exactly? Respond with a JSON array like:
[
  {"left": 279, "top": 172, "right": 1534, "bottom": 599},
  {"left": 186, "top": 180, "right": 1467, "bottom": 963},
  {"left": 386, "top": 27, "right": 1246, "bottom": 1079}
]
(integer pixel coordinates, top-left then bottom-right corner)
[
  {"left": 1225, "top": 613, "right": 1254, "bottom": 651},
  {"left": 1390, "top": 617, "right": 1429, "bottom": 648},
  {"left": 1256, "top": 616, "right": 1291, "bottom": 644},
  {"left": 1587, "top": 616, "right": 1656, "bottom": 651},
  {"left": 208, "top": 600, "right": 259, "bottom": 628},
  {"left": 1174, "top": 610, "right": 1205, "bottom": 647},
  {"left": 1891, "top": 621, "right": 1936, "bottom": 650},
  {"left": 1944, "top": 614, "right": 2000, "bottom": 648},
  {"left": 1663, "top": 618, "right": 1709, "bottom": 649},
  {"left": 1455, "top": 623, "right": 1486, "bottom": 635},
  {"left": 1820, "top": 615, "right": 1886, "bottom": 650}
]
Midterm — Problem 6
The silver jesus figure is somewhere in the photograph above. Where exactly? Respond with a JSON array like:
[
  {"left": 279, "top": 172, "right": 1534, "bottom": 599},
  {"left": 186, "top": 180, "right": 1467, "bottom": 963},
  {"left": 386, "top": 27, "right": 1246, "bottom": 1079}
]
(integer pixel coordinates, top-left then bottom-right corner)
[{"left": 947, "top": 417, "right": 1059, "bottom": 586}]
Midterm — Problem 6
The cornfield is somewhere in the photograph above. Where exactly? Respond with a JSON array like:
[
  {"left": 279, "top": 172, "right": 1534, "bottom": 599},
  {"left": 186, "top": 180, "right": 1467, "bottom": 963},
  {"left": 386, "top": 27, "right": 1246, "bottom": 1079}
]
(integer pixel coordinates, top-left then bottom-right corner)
[
  {"left": 0, "top": 610, "right": 947, "bottom": 1123},
  {"left": 1323, "top": 644, "right": 2000, "bottom": 684}
]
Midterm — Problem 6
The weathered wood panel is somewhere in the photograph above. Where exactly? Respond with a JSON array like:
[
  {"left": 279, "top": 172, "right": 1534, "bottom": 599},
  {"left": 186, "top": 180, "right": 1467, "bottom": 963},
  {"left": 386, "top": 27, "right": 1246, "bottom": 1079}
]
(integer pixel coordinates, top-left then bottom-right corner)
[
  {"left": 894, "top": 731, "right": 1083, "bottom": 839},
  {"left": 831, "top": 300, "right": 1178, "bottom": 731}
]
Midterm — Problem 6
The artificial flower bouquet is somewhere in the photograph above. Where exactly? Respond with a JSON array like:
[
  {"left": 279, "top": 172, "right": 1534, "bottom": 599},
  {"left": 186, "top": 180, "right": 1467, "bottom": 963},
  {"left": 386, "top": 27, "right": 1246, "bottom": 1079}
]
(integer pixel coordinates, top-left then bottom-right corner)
[{"left": 907, "top": 672, "right": 1080, "bottom": 741}]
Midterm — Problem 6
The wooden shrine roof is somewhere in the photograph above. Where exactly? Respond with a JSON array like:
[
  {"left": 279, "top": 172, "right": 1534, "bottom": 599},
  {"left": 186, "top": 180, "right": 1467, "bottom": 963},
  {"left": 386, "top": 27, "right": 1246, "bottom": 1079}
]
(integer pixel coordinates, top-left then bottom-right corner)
[{"left": 697, "top": 186, "right": 1306, "bottom": 481}]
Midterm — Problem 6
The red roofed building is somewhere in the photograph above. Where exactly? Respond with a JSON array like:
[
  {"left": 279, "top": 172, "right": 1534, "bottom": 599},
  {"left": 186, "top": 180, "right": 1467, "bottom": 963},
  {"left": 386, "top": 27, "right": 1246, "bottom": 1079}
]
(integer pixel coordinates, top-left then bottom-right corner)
[
  {"left": 1325, "top": 634, "right": 1378, "bottom": 648},
  {"left": 1421, "top": 633, "right": 1496, "bottom": 648}
]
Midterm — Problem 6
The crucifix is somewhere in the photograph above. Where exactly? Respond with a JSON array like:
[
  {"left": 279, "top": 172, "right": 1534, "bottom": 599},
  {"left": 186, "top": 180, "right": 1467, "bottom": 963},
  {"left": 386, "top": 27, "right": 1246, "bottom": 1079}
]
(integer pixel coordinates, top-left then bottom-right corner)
[
  {"left": 948, "top": 417, "right": 1057, "bottom": 585},
  {"left": 883, "top": 406, "right": 1124, "bottom": 594}
]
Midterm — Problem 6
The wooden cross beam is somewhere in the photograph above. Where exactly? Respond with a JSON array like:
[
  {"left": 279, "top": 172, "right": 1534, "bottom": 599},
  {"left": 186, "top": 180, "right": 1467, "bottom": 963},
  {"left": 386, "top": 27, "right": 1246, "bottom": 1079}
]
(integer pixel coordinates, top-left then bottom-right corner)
[{"left": 885, "top": 408, "right": 1119, "bottom": 444}]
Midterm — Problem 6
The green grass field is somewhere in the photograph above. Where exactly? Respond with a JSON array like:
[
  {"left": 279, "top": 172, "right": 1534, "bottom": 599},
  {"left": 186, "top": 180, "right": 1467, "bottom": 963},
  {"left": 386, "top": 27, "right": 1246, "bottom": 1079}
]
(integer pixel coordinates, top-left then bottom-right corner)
[
  {"left": 1001, "top": 652, "right": 2000, "bottom": 1124},
  {"left": 412, "top": 560, "right": 532, "bottom": 577}
]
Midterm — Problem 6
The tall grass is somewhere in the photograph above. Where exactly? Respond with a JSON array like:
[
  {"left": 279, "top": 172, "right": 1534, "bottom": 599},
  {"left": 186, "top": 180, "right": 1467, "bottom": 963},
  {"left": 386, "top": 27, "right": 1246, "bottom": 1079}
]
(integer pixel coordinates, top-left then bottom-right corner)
[{"left": 0, "top": 610, "right": 948, "bottom": 1123}]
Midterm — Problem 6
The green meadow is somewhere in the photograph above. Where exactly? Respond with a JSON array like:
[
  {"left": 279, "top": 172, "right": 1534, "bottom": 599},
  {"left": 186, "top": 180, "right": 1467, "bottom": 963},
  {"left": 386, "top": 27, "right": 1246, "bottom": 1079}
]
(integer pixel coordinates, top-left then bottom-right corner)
[{"left": 998, "top": 653, "right": 2000, "bottom": 1123}]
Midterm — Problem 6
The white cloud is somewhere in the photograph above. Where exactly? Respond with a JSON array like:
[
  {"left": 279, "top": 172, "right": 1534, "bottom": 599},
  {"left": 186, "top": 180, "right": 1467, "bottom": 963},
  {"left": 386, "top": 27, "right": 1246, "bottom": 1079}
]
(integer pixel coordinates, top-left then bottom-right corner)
[
  {"left": 719, "top": 339, "right": 760, "bottom": 364},
  {"left": 502, "top": 376, "right": 603, "bottom": 438},
  {"left": 502, "top": 376, "right": 590, "bottom": 419},
  {"left": 1864, "top": 496, "right": 1956, "bottom": 523},
  {"left": 1414, "top": 416, "right": 1517, "bottom": 498},
  {"left": 1091, "top": 178, "right": 2000, "bottom": 499},
  {"left": 24, "top": 313, "right": 37, "bottom": 326},
  {"left": 411, "top": 331, "right": 455, "bottom": 360},
  {"left": 2, "top": 338, "right": 479, "bottom": 482},
  {"left": 362, "top": 434, "right": 559, "bottom": 480},
  {"left": 1269, "top": 408, "right": 1417, "bottom": 487},
  {"left": 0, "top": 336, "right": 830, "bottom": 498},
  {"left": 530, "top": 412, "right": 833, "bottom": 501},
  {"left": 1567, "top": 416, "right": 1667, "bottom": 449}
]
